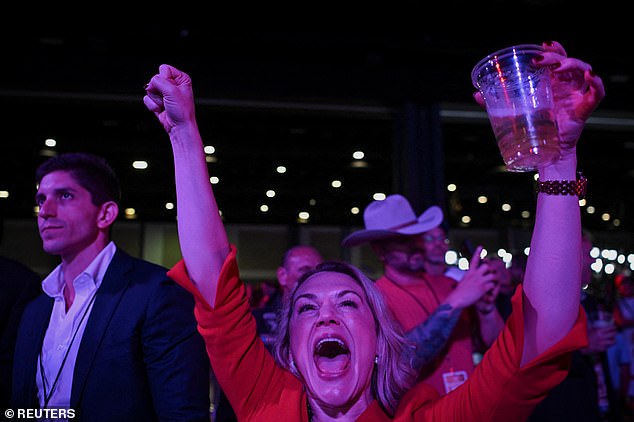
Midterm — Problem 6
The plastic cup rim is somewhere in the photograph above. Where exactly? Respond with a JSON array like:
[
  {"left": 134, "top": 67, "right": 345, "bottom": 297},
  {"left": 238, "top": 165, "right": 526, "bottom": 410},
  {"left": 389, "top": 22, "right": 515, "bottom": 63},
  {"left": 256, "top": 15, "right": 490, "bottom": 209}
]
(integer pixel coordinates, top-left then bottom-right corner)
[{"left": 471, "top": 44, "right": 546, "bottom": 88}]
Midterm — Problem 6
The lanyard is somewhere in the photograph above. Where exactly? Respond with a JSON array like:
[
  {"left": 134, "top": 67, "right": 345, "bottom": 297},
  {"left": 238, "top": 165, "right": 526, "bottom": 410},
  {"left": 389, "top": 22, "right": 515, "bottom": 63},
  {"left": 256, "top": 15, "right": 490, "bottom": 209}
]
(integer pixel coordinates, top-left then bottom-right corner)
[
  {"left": 385, "top": 274, "right": 442, "bottom": 316},
  {"left": 39, "top": 292, "right": 98, "bottom": 408}
]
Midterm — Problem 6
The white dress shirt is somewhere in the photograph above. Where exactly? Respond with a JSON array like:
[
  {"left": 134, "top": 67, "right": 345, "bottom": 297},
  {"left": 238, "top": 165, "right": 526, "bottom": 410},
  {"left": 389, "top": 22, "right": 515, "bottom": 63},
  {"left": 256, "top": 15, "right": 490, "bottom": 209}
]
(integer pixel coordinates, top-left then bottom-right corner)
[{"left": 36, "top": 241, "right": 116, "bottom": 409}]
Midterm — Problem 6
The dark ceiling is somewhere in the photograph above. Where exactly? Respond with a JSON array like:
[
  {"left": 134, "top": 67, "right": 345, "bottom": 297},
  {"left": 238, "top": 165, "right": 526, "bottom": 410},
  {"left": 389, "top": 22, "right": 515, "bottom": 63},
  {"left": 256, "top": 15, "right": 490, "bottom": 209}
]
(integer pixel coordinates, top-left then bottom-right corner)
[{"left": 1, "top": 25, "right": 633, "bottom": 235}]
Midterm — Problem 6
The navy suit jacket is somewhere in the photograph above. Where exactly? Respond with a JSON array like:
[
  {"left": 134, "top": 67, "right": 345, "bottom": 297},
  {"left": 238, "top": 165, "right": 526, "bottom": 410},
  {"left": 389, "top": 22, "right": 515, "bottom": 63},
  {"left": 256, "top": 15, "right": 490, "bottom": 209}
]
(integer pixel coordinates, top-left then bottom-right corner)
[{"left": 11, "top": 248, "right": 211, "bottom": 421}]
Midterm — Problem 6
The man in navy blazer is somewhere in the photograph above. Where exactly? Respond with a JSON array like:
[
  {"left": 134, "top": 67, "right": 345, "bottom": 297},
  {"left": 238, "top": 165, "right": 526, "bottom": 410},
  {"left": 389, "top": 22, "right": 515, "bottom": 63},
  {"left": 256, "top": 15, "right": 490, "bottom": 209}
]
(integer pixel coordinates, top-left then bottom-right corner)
[{"left": 11, "top": 152, "right": 211, "bottom": 421}]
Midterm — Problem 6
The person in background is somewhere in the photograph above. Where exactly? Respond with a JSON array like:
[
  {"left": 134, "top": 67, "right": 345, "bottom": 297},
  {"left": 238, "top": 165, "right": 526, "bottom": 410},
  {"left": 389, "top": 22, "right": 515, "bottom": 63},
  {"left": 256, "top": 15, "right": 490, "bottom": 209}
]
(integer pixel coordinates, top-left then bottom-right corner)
[
  {"left": 10, "top": 152, "right": 212, "bottom": 420},
  {"left": 219, "top": 245, "right": 324, "bottom": 422},
  {"left": 469, "top": 256, "right": 504, "bottom": 362},
  {"left": 495, "top": 253, "right": 527, "bottom": 322},
  {"left": 256, "top": 279, "right": 281, "bottom": 309},
  {"left": 612, "top": 273, "right": 634, "bottom": 418},
  {"left": 528, "top": 231, "right": 619, "bottom": 421},
  {"left": 508, "top": 254, "right": 528, "bottom": 289},
  {"left": 606, "top": 328, "right": 632, "bottom": 422},
  {"left": 244, "top": 282, "right": 257, "bottom": 309},
  {"left": 217, "top": 244, "right": 325, "bottom": 422},
  {"left": 145, "top": 38, "right": 602, "bottom": 419},
  {"left": 253, "top": 245, "right": 323, "bottom": 349},
  {"left": 420, "top": 224, "right": 466, "bottom": 282},
  {"left": 0, "top": 256, "right": 41, "bottom": 414},
  {"left": 342, "top": 200, "right": 504, "bottom": 395},
  {"left": 486, "top": 256, "right": 514, "bottom": 321}
]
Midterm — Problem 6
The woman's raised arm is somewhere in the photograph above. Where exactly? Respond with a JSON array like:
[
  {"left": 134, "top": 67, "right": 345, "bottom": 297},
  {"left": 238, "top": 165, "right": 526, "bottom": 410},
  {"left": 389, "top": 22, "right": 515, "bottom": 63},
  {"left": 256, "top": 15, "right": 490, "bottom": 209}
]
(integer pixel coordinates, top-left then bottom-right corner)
[{"left": 144, "top": 64, "right": 229, "bottom": 307}]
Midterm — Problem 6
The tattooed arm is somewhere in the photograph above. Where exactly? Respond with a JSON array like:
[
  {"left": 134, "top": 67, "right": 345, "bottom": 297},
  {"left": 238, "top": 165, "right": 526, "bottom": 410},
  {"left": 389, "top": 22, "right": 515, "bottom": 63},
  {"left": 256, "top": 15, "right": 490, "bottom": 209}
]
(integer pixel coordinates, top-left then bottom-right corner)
[
  {"left": 405, "top": 303, "right": 462, "bottom": 371},
  {"left": 404, "top": 247, "right": 499, "bottom": 371}
]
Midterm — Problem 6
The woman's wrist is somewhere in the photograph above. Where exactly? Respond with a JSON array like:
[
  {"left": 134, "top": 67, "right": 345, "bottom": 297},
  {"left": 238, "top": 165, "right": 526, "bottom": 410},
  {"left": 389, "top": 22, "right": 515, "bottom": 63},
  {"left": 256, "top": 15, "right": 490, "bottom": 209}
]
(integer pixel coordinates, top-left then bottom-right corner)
[
  {"left": 538, "top": 152, "right": 577, "bottom": 181},
  {"left": 536, "top": 172, "right": 587, "bottom": 199},
  {"left": 169, "top": 122, "right": 203, "bottom": 153}
]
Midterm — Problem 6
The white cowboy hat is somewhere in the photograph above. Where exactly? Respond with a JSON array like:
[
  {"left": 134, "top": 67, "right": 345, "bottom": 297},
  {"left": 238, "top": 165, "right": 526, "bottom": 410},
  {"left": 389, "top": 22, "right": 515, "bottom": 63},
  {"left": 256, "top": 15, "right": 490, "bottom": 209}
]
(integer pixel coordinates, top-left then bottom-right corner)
[{"left": 341, "top": 194, "right": 444, "bottom": 247}]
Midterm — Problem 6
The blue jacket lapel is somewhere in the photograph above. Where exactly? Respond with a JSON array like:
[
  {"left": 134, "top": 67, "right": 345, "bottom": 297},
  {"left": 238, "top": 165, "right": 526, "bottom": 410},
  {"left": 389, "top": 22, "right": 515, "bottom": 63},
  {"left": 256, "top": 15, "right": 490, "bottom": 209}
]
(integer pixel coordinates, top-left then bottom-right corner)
[{"left": 70, "top": 248, "right": 133, "bottom": 407}]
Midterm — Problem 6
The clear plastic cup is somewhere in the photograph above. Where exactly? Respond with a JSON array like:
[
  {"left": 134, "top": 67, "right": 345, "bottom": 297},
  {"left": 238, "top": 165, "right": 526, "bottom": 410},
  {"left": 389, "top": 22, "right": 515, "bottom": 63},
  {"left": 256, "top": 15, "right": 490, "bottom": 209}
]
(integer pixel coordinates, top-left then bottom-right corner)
[{"left": 471, "top": 44, "right": 561, "bottom": 172}]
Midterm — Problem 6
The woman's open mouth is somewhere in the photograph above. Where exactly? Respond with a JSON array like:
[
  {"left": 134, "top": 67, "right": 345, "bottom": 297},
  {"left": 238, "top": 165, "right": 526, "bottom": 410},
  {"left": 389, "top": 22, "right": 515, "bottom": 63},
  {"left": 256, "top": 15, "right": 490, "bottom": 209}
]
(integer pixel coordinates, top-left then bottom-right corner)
[{"left": 313, "top": 337, "right": 351, "bottom": 376}]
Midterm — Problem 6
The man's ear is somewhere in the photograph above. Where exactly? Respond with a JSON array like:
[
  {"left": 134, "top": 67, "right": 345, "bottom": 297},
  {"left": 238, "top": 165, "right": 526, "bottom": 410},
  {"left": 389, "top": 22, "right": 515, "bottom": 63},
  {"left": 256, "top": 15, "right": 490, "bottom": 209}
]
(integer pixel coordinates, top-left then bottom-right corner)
[
  {"left": 97, "top": 201, "right": 119, "bottom": 229},
  {"left": 277, "top": 266, "right": 288, "bottom": 289}
]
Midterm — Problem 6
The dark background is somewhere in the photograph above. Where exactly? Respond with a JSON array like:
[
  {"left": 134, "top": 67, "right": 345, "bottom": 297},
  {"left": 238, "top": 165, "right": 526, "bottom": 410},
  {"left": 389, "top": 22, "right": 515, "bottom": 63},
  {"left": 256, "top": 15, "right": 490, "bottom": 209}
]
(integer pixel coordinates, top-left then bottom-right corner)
[{"left": 1, "top": 23, "right": 632, "bottom": 237}]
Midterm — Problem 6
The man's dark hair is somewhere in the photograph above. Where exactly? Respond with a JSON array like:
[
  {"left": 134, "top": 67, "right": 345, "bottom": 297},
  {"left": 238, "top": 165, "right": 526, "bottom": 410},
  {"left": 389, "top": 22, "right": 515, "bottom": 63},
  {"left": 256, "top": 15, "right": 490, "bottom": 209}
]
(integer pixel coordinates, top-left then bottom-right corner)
[{"left": 36, "top": 152, "right": 121, "bottom": 206}]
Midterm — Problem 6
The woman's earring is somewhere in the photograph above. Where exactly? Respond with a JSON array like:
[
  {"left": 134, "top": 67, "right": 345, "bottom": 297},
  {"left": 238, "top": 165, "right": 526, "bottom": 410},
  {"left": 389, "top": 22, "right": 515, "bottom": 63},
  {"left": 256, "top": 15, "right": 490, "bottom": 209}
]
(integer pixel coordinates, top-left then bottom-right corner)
[{"left": 374, "top": 355, "right": 379, "bottom": 365}]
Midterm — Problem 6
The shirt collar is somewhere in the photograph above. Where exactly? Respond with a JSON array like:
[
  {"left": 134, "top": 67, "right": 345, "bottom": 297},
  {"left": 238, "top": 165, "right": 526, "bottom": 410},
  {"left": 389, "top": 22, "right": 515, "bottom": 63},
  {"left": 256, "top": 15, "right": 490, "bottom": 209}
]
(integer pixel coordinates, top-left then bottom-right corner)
[{"left": 41, "top": 241, "right": 117, "bottom": 298}]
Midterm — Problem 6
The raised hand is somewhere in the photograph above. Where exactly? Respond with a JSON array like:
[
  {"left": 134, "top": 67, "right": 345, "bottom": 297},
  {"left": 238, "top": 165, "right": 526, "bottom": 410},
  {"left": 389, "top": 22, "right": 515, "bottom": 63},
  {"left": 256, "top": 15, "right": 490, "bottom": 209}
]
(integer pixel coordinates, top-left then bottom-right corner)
[
  {"left": 143, "top": 64, "right": 196, "bottom": 135},
  {"left": 143, "top": 64, "right": 229, "bottom": 306},
  {"left": 472, "top": 41, "right": 605, "bottom": 161},
  {"left": 536, "top": 41, "right": 605, "bottom": 156},
  {"left": 445, "top": 246, "right": 497, "bottom": 309}
]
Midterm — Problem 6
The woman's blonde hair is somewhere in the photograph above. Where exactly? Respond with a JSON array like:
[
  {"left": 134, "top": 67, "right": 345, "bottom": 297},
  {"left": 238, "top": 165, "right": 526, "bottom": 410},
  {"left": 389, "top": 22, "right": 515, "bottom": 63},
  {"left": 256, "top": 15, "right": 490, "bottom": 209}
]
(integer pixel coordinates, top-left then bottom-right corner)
[{"left": 273, "top": 261, "right": 416, "bottom": 416}]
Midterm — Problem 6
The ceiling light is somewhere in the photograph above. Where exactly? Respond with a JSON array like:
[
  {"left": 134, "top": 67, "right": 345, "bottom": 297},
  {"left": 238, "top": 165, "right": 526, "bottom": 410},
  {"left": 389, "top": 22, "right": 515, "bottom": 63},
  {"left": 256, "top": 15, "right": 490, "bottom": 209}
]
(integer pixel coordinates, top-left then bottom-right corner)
[
  {"left": 132, "top": 161, "right": 148, "bottom": 170},
  {"left": 350, "top": 161, "right": 368, "bottom": 168},
  {"left": 39, "top": 149, "right": 56, "bottom": 157},
  {"left": 124, "top": 208, "right": 137, "bottom": 219}
]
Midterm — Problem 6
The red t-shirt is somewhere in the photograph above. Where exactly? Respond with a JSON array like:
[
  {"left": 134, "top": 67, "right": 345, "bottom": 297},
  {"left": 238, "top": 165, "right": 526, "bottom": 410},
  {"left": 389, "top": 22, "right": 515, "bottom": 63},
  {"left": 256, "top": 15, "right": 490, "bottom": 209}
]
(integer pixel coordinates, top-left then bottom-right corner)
[{"left": 375, "top": 274, "right": 476, "bottom": 395}]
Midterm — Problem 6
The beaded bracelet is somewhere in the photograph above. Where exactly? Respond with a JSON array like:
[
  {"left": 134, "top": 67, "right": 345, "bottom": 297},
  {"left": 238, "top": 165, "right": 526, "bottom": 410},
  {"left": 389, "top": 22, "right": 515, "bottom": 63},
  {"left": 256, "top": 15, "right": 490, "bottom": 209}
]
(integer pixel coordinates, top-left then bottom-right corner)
[{"left": 536, "top": 172, "right": 587, "bottom": 199}]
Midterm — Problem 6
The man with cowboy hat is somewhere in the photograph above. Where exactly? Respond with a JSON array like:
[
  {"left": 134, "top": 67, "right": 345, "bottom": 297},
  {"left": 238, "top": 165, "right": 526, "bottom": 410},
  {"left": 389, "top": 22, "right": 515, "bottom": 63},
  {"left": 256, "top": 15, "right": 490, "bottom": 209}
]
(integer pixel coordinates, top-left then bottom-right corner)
[{"left": 342, "top": 194, "right": 504, "bottom": 395}]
